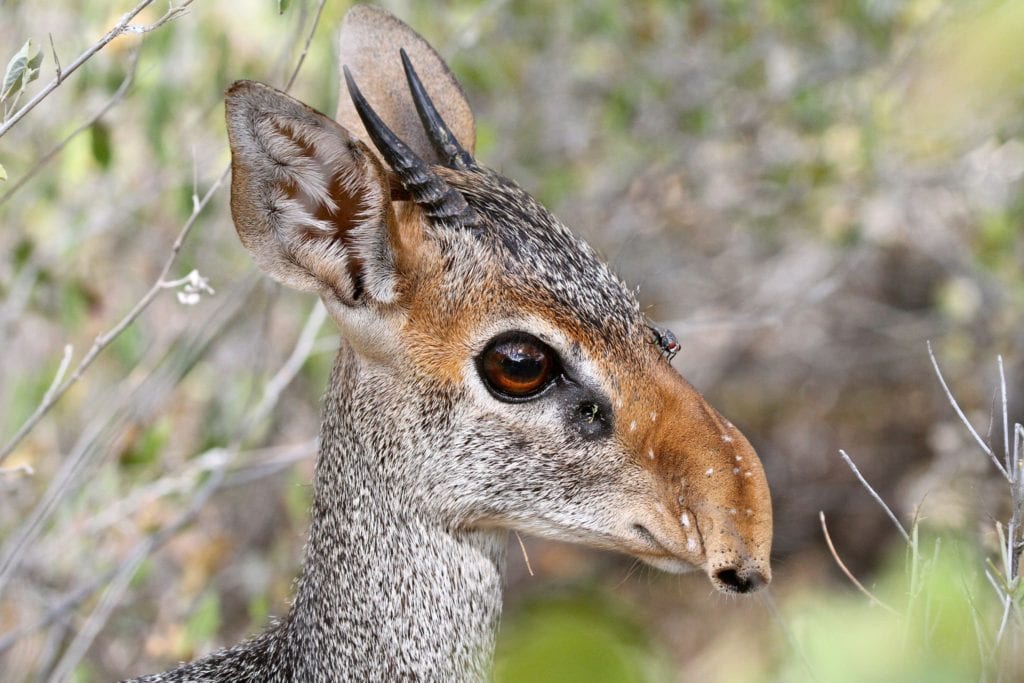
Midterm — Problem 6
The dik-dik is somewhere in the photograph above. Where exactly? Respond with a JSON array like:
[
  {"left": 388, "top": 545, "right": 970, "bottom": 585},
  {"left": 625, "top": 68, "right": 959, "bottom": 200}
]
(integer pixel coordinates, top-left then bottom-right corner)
[{"left": 131, "top": 5, "right": 772, "bottom": 681}]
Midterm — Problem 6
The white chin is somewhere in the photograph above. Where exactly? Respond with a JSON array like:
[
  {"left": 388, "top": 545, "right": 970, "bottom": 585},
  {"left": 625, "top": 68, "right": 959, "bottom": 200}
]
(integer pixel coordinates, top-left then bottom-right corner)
[{"left": 639, "top": 555, "right": 699, "bottom": 574}]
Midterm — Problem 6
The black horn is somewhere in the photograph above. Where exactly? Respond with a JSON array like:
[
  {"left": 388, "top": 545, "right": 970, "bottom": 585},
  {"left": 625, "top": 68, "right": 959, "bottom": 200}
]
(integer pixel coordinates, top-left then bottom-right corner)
[
  {"left": 400, "top": 48, "right": 475, "bottom": 171},
  {"left": 344, "top": 66, "right": 477, "bottom": 227}
]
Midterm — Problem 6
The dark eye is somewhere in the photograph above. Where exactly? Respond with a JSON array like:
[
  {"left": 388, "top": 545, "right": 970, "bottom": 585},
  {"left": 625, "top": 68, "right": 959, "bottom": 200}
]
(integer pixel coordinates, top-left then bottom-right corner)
[{"left": 479, "top": 334, "right": 557, "bottom": 400}]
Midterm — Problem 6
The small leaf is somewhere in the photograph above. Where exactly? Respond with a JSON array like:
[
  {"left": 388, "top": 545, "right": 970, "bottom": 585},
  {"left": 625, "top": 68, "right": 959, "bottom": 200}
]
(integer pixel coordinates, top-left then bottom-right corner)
[
  {"left": 278, "top": 0, "right": 292, "bottom": 15},
  {"left": 1, "top": 39, "right": 43, "bottom": 103},
  {"left": 0, "top": 163, "right": 6, "bottom": 182},
  {"left": 90, "top": 121, "right": 113, "bottom": 169}
]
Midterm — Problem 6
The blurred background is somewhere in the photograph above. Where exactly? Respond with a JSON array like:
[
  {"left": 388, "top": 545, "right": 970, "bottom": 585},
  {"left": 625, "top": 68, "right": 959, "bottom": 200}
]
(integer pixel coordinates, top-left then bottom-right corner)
[{"left": 1, "top": 0, "right": 1022, "bottom": 680}]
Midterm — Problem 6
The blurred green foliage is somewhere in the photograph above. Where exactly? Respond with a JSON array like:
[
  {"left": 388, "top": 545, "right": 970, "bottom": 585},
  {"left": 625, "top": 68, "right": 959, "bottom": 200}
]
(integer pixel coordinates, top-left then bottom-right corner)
[
  {"left": 780, "top": 537, "right": 999, "bottom": 682},
  {"left": 496, "top": 590, "right": 671, "bottom": 683}
]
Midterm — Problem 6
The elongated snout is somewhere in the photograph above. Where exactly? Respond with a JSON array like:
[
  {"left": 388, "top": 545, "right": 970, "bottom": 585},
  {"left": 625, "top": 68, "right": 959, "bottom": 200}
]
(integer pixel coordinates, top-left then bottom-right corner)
[{"left": 621, "top": 362, "right": 773, "bottom": 593}]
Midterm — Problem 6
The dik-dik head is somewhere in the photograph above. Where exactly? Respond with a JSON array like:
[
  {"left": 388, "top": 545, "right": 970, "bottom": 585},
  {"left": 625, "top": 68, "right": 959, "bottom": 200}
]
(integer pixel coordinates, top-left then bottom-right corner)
[{"left": 225, "top": 5, "right": 772, "bottom": 593}]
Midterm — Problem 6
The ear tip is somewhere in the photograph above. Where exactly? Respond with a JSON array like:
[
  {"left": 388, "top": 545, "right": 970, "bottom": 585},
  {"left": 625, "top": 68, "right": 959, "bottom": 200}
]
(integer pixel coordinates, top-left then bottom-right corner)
[
  {"left": 225, "top": 79, "right": 272, "bottom": 101},
  {"left": 344, "top": 4, "right": 398, "bottom": 26}
]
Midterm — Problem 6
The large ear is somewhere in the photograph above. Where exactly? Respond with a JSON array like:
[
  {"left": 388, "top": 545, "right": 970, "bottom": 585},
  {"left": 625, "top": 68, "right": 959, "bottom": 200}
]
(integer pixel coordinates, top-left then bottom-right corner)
[
  {"left": 225, "top": 80, "right": 407, "bottom": 306},
  {"left": 336, "top": 5, "right": 476, "bottom": 165}
]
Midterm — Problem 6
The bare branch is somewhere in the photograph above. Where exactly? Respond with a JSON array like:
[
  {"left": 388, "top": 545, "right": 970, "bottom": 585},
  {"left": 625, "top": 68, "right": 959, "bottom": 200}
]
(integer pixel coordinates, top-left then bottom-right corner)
[
  {"left": 40, "top": 344, "right": 73, "bottom": 407},
  {"left": 27, "top": 296, "right": 324, "bottom": 667},
  {"left": 0, "top": 0, "right": 334, "bottom": 467},
  {"left": 927, "top": 340, "right": 1010, "bottom": 481},
  {"left": 0, "top": 278, "right": 257, "bottom": 601},
  {"left": 0, "top": 164, "right": 230, "bottom": 467},
  {"left": 838, "top": 449, "right": 911, "bottom": 544},
  {"left": 999, "top": 356, "right": 1012, "bottom": 479},
  {"left": 47, "top": 468, "right": 226, "bottom": 682},
  {"left": 122, "top": 0, "right": 194, "bottom": 34},
  {"left": 246, "top": 301, "right": 326, "bottom": 430},
  {"left": 283, "top": 0, "right": 327, "bottom": 92}
]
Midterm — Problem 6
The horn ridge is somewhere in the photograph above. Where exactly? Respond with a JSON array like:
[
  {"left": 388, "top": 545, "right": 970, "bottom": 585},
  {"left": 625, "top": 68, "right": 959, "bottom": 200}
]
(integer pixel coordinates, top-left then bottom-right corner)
[
  {"left": 343, "top": 66, "right": 477, "bottom": 228},
  {"left": 399, "top": 48, "right": 475, "bottom": 171}
]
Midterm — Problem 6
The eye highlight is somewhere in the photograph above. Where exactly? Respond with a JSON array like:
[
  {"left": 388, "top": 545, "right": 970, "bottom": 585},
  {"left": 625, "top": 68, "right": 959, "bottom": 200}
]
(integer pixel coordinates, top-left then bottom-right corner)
[{"left": 479, "top": 334, "right": 558, "bottom": 400}]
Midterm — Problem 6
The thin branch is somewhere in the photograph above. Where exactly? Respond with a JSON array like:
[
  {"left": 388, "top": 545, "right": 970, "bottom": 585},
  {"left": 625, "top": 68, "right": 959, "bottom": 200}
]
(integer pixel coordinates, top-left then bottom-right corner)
[
  {"left": 47, "top": 468, "right": 226, "bottom": 682},
  {"left": 121, "top": 0, "right": 194, "bottom": 34},
  {"left": 0, "top": 164, "right": 230, "bottom": 467},
  {"left": 246, "top": 301, "right": 326, "bottom": 430},
  {"left": 819, "top": 512, "right": 900, "bottom": 614},
  {"left": 0, "top": 0, "right": 333, "bottom": 659},
  {"left": 40, "top": 345, "right": 73, "bottom": 407},
  {"left": 0, "top": 47, "right": 141, "bottom": 207},
  {"left": 0, "top": 294, "right": 321, "bottom": 652},
  {"left": 81, "top": 440, "right": 316, "bottom": 537},
  {"left": 33, "top": 297, "right": 323, "bottom": 668},
  {"left": 986, "top": 566, "right": 1014, "bottom": 646},
  {"left": 927, "top": 341, "right": 1010, "bottom": 481},
  {"left": 0, "top": 0, "right": 330, "bottom": 466},
  {"left": 999, "top": 356, "right": 1012, "bottom": 479},
  {"left": 0, "top": 575, "right": 110, "bottom": 656},
  {"left": 0, "top": 277, "right": 256, "bottom": 602},
  {"left": 0, "top": 0, "right": 161, "bottom": 138},
  {"left": 283, "top": 0, "right": 327, "bottom": 92},
  {"left": 839, "top": 449, "right": 911, "bottom": 544}
]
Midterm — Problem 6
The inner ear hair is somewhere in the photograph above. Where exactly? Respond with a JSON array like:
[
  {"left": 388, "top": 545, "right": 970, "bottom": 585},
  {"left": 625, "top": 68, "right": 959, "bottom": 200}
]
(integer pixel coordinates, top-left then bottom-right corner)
[{"left": 225, "top": 80, "right": 403, "bottom": 305}]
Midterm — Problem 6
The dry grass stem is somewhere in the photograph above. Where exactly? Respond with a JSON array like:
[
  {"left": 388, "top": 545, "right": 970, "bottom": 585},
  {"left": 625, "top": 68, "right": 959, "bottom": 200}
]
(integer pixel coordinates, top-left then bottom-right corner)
[
  {"left": 514, "top": 532, "right": 534, "bottom": 577},
  {"left": 819, "top": 511, "right": 900, "bottom": 615}
]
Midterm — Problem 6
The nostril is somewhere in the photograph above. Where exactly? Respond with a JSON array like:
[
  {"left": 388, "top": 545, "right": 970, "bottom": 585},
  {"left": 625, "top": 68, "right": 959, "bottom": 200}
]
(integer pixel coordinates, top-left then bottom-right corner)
[{"left": 714, "top": 567, "right": 767, "bottom": 594}]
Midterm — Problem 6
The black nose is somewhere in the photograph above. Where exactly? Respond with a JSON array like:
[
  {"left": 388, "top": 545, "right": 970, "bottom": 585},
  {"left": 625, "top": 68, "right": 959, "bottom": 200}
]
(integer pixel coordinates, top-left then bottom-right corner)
[{"left": 713, "top": 567, "right": 768, "bottom": 594}]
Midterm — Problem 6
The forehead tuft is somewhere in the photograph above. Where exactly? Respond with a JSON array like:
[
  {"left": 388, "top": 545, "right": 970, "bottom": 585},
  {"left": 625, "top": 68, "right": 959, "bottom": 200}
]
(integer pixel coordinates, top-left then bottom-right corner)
[{"left": 444, "top": 168, "right": 646, "bottom": 355}]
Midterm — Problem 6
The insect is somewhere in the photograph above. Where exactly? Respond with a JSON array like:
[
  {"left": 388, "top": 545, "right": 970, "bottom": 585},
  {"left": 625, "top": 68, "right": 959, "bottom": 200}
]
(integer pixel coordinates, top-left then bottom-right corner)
[{"left": 649, "top": 324, "right": 681, "bottom": 362}]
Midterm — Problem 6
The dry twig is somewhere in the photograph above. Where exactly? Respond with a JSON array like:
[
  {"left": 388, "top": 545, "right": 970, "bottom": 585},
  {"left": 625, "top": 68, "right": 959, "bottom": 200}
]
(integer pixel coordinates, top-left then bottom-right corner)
[
  {"left": 0, "top": 165, "right": 230, "bottom": 467},
  {"left": 819, "top": 511, "right": 900, "bottom": 615},
  {"left": 927, "top": 341, "right": 1010, "bottom": 481},
  {"left": 838, "top": 449, "right": 911, "bottom": 544}
]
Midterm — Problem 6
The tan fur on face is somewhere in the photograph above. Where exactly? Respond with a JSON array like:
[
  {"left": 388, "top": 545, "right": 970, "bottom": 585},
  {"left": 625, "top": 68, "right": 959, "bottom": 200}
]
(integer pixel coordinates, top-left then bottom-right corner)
[
  {"left": 612, "top": 359, "right": 772, "bottom": 580},
  {"left": 392, "top": 227, "right": 772, "bottom": 583}
]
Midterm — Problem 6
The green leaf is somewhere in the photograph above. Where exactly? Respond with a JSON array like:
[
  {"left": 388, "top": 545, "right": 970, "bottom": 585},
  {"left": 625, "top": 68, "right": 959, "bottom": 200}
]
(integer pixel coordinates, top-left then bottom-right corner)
[
  {"left": 0, "top": 162, "right": 6, "bottom": 182},
  {"left": 1, "top": 39, "right": 43, "bottom": 103},
  {"left": 278, "top": 0, "right": 292, "bottom": 15},
  {"left": 90, "top": 121, "right": 113, "bottom": 169}
]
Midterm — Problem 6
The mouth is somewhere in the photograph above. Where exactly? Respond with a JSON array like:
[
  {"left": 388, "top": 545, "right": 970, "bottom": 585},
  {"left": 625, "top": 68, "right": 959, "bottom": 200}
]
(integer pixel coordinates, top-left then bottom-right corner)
[
  {"left": 624, "top": 516, "right": 769, "bottom": 593},
  {"left": 625, "top": 517, "right": 703, "bottom": 574}
]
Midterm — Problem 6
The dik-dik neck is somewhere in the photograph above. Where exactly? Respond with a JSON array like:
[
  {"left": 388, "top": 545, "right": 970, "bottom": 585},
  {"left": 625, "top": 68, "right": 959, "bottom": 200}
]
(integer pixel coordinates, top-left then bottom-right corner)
[{"left": 281, "top": 346, "right": 507, "bottom": 681}]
